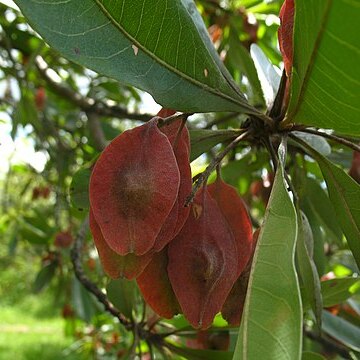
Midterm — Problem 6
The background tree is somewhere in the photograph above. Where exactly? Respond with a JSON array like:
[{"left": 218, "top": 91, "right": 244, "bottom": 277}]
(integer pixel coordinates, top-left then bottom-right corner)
[{"left": 0, "top": 0, "right": 359, "bottom": 359}]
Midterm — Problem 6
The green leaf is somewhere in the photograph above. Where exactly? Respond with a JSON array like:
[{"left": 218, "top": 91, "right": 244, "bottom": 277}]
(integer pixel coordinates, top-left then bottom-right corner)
[
  {"left": 234, "top": 163, "right": 302, "bottom": 359},
  {"left": 19, "top": 219, "right": 50, "bottom": 245},
  {"left": 14, "top": 0, "right": 261, "bottom": 115},
  {"left": 302, "top": 352, "right": 326, "bottom": 360},
  {"left": 106, "top": 278, "right": 138, "bottom": 319},
  {"left": 300, "top": 199, "right": 326, "bottom": 276},
  {"left": 227, "top": 29, "right": 265, "bottom": 107},
  {"left": 298, "top": 139, "right": 360, "bottom": 270},
  {"left": 296, "top": 212, "right": 322, "bottom": 327},
  {"left": 321, "top": 277, "right": 360, "bottom": 307},
  {"left": 189, "top": 129, "right": 239, "bottom": 162},
  {"left": 32, "top": 262, "right": 57, "bottom": 294},
  {"left": 70, "top": 165, "right": 92, "bottom": 211},
  {"left": 322, "top": 310, "right": 360, "bottom": 352},
  {"left": 287, "top": 1, "right": 360, "bottom": 135},
  {"left": 167, "top": 343, "right": 233, "bottom": 360},
  {"left": 302, "top": 177, "right": 343, "bottom": 245},
  {"left": 292, "top": 132, "right": 331, "bottom": 157},
  {"left": 72, "top": 277, "right": 101, "bottom": 323},
  {"left": 250, "top": 44, "right": 281, "bottom": 108}
]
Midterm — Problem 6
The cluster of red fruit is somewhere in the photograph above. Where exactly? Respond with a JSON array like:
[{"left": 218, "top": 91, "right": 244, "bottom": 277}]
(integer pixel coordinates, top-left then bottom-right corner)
[
  {"left": 32, "top": 185, "right": 51, "bottom": 200},
  {"left": 89, "top": 111, "right": 256, "bottom": 329}
]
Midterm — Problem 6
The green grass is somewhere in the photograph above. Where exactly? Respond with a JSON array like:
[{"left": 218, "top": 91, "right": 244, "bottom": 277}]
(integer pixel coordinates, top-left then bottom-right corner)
[
  {"left": 0, "top": 239, "right": 84, "bottom": 360},
  {"left": 0, "top": 299, "right": 81, "bottom": 360}
]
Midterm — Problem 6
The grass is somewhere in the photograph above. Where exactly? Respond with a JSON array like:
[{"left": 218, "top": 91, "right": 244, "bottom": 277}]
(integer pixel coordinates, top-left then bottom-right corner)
[
  {"left": 0, "top": 239, "right": 84, "bottom": 360},
  {"left": 0, "top": 293, "right": 84, "bottom": 360}
]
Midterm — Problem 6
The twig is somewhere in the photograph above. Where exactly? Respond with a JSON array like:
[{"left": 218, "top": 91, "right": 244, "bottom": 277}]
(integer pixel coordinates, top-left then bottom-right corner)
[
  {"left": 70, "top": 217, "right": 132, "bottom": 330},
  {"left": 158, "top": 112, "right": 192, "bottom": 128},
  {"left": 185, "top": 129, "right": 251, "bottom": 206},
  {"left": 297, "top": 128, "right": 360, "bottom": 153},
  {"left": 263, "top": 137, "right": 278, "bottom": 174},
  {"left": 35, "top": 57, "right": 153, "bottom": 122}
]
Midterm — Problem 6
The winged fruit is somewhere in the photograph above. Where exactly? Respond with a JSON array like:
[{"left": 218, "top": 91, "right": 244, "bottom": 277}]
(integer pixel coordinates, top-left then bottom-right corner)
[
  {"left": 89, "top": 114, "right": 191, "bottom": 280},
  {"left": 167, "top": 187, "right": 239, "bottom": 329},
  {"left": 89, "top": 118, "right": 180, "bottom": 256}
]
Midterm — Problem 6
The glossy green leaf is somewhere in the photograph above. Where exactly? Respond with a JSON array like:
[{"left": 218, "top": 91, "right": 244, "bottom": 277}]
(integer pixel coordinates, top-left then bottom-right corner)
[
  {"left": 69, "top": 166, "right": 92, "bottom": 211},
  {"left": 321, "top": 278, "right": 360, "bottom": 308},
  {"left": 19, "top": 220, "right": 50, "bottom": 245},
  {"left": 227, "top": 29, "right": 265, "bottom": 107},
  {"left": 292, "top": 132, "right": 331, "bottom": 157},
  {"left": 189, "top": 129, "right": 239, "bottom": 162},
  {"left": 347, "top": 298, "right": 360, "bottom": 317},
  {"left": 296, "top": 137, "right": 360, "bottom": 270},
  {"left": 302, "top": 352, "right": 325, "bottom": 360},
  {"left": 322, "top": 310, "right": 360, "bottom": 352},
  {"left": 14, "top": 0, "right": 262, "bottom": 115},
  {"left": 167, "top": 343, "right": 233, "bottom": 360},
  {"left": 287, "top": 1, "right": 360, "bottom": 135},
  {"left": 32, "top": 262, "right": 57, "bottom": 294},
  {"left": 250, "top": 44, "right": 281, "bottom": 108},
  {"left": 303, "top": 177, "right": 343, "bottom": 245},
  {"left": 106, "top": 279, "right": 138, "bottom": 319},
  {"left": 72, "top": 277, "right": 101, "bottom": 323},
  {"left": 296, "top": 212, "right": 322, "bottom": 326},
  {"left": 234, "top": 163, "right": 302, "bottom": 359}
]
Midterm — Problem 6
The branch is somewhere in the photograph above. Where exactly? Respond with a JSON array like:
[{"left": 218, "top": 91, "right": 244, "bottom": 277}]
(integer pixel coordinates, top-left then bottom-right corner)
[
  {"left": 296, "top": 128, "right": 360, "bottom": 153},
  {"left": 70, "top": 217, "right": 132, "bottom": 330},
  {"left": 185, "top": 129, "right": 251, "bottom": 206},
  {"left": 158, "top": 112, "right": 192, "bottom": 128},
  {"left": 35, "top": 57, "right": 153, "bottom": 122}
]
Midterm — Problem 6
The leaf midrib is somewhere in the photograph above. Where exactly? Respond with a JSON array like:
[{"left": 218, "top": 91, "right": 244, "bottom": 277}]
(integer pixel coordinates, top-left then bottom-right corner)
[
  {"left": 94, "top": 0, "right": 257, "bottom": 114},
  {"left": 288, "top": 0, "right": 332, "bottom": 120}
]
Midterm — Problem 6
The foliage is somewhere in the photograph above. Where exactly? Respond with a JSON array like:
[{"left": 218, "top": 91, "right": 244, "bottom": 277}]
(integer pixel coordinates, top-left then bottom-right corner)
[{"left": 0, "top": 0, "right": 359, "bottom": 359}]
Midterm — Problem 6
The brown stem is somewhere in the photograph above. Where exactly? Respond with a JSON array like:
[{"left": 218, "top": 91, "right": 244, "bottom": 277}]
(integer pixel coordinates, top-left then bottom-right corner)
[
  {"left": 297, "top": 128, "right": 360, "bottom": 153},
  {"left": 158, "top": 112, "right": 192, "bottom": 128},
  {"left": 185, "top": 129, "right": 251, "bottom": 206},
  {"left": 70, "top": 217, "right": 132, "bottom": 330}
]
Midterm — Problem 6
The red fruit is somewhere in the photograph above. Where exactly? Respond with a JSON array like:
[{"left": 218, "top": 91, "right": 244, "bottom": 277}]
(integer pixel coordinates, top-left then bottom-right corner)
[
  {"left": 349, "top": 151, "right": 360, "bottom": 184},
  {"left": 157, "top": 108, "right": 176, "bottom": 118},
  {"left": 167, "top": 188, "right": 238, "bottom": 329},
  {"left": 208, "top": 178, "right": 253, "bottom": 276},
  {"left": 41, "top": 186, "right": 51, "bottom": 199},
  {"left": 153, "top": 118, "right": 192, "bottom": 251},
  {"left": 54, "top": 231, "right": 73, "bottom": 248},
  {"left": 32, "top": 186, "right": 41, "bottom": 200},
  {"left": 35, "top": 87, "right": 46, "bottom": 111},
  {"left": 137, "top": 247, "right": 181, "bottom": 319},
  {"left": 86, "top": 258, "right": 96, "bottom": 271},
  {"left": 89, "top": 209, "right": 152, "bottom": 280},
  {"left": 250, "top": 176, "right": 273, "bottom": 205},
  {"left": 187, "top": 330, "right": 230, "bottom": 351},
  {"left": 89, "top": 118, "right": 180, "bottom": 256},
  {"left": 221, "top": 259, "right": 251, "bottom": 326},
  {"left": 62, "top": 303, "right": 74, "bottom": 319},
  {"left": 278, "top": 0, "right": 295, "bottom": 77},
  {"left": 221, "top": 229, "right": 259, "bottom": 325}
]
